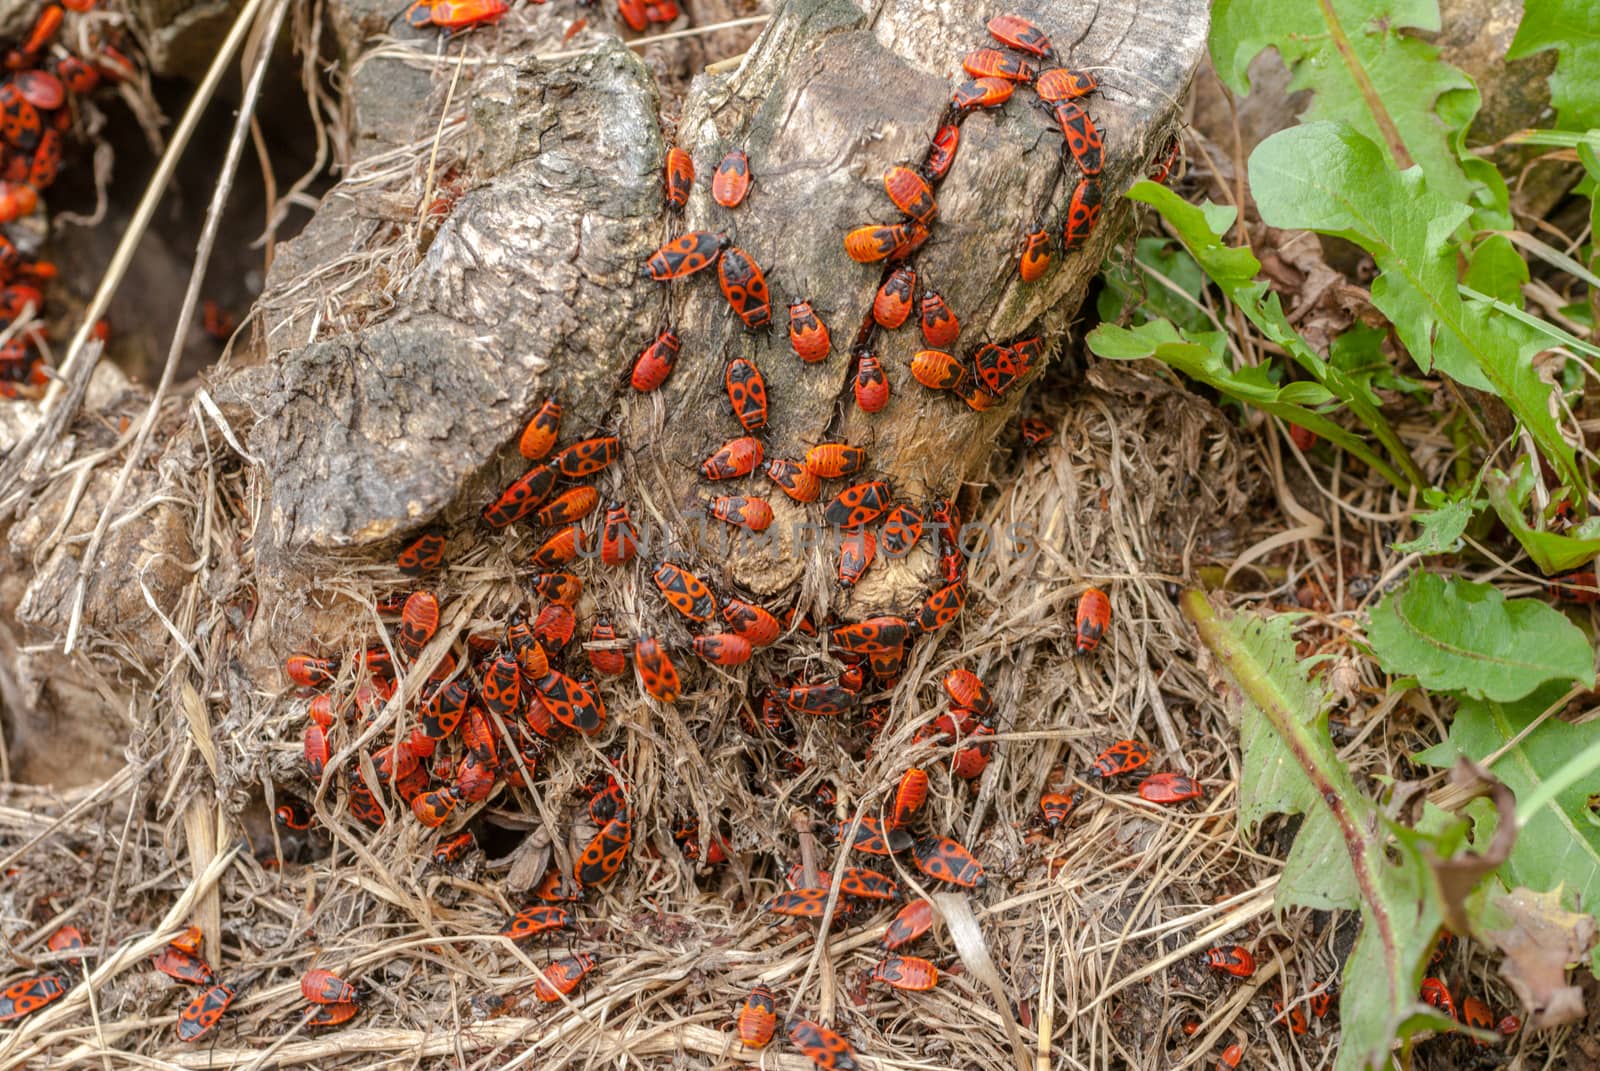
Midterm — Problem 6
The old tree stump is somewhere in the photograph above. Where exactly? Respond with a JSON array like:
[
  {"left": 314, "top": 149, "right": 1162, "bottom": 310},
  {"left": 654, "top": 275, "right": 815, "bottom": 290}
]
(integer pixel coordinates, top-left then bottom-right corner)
[{"left": 235, "top": 0, "right": 1209, "bottom": 619}]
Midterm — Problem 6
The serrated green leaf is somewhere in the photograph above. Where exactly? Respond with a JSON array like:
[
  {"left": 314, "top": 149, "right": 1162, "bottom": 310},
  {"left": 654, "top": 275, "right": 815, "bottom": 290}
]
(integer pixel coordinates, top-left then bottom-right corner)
[
  {"left": 1329, "top": 325, "right": 1429, "bottom": 402},
  {"left": 1211, "top": 0, "right": 1506, "bottom": 221},
  {"left": 1393, "top": 489, "right": 1481, "bottom": 555},
  {"left": 1123, "top": 182, "right": 1424, "bottom": 488},
  {"left": 1484, "top": 460, "right": 1600, "bottom": 574},
  {"left": 1465, "top": 235, "right": 1530, "bottom": 307},
  {"left": 1186, "top": 592, "right": 1449, "bottom": 1071},
  {"left": 1421, "top": 683, "right": 1600, "bottom": 971},
  {"left": 1280, "top": 812, "right": 1361, "bottom": 909},
  {"left": 1507, "top": 0, "right": 1600, "bottom": 133},
  {"left": 1367, "top": 572, "right": 1595, "bottom": 701},
  {"left": 1250, "top": 123, "right": 1583, "bottom": 495}
]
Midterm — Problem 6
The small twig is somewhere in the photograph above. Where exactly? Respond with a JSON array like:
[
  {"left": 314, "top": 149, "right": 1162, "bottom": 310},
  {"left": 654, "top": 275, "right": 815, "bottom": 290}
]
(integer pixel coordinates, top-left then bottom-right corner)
[{"left": 535, "top": 14, "right": 770, "bottom": 63}]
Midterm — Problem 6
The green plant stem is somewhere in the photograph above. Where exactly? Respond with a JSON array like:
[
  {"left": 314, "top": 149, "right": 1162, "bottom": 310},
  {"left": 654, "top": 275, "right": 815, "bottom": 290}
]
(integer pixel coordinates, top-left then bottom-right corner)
[
  {"left": 1316, "top": 0, "right": 1415, "bottom": 169},
  {"left": 1182, "top": 590, "right": 1402, "bottom": 1000}
]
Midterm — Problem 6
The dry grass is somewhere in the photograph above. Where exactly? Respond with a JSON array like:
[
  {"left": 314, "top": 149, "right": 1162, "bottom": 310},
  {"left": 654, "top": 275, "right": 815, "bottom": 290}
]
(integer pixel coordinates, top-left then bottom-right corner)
[{"left": 1, "top": 353, "right": 1296, "bottom": 1071}]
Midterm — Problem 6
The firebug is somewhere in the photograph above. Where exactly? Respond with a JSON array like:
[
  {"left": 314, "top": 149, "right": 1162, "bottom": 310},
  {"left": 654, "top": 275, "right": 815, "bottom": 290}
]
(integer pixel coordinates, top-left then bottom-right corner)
[
  {"left": 1138, "top": 772, "right": 1203, "bottom": 804},
  {"left": 301, "top": 969, "right": 359, "bottom": 1006},
  {"left": 1054, "top": 101, "right": 1103, "bottom": 175},
  {"left": 919, "top": 288, "right": 959, "bottom": 347},
  {"left": 397, "top": 530, "right": 446, "bottom": 575},
  {"left": 1075, "top": 587, "right": 1111, "bottom": 654},
  {"left": 873, "top": 955, "right": 938, "bottom": 991},
  {"left": 873, "top": 266, "right": 915, "bottom": 329},
  {"left": 737, "top": 984, "right": 778, "bottom": 1048},
  {"left": 1036, "top": 67, "right": 1097, "bottom": 103},
  {"left": 1019, "top": 227, "right": 1053, "bottom": 282},
  {"left": 923, "top": 123, "right": 959, "bottom": 181},
  {"left": 804, "top": 442, "right": 865, "bottom": 478},
  {"left": 911, "top": 836, "right": 985, "bottom": 887},
  {"left": 652, "top": 561, "right": 718, "bottom": 621},
  {"left": 630, "top": 329, "right": 681, "bottom": 392},
  {"left": 914, "top": 579, "right": 967, "bottom": 633},
  {"left": 854, "top": 350, "right": 889, "bottom": 413},
  {"left": 693, "top": 632, "right": 753, "bottom": 667},
  {"left": 1089, "top": 739, "right": 1150, "bottom": 779},
  {"left": 600, "top": 501, "right": 641, "bottom": 566},
  {"left": 0, "top": 974, "right": 66, "bottom": 1022},
  {"left": 708, "top": 495, "right": 774, "bottom": 533},
  {"left": 499, "top": 905, "right": 569, "bottom": 942},
  {"left": 843, "top": 221, "right": 926, "bottom": 264},
  {"left": 552, "top": 435, "right": 620, "bottom": 478},
  {"left": 717, "top": 245, "right": 772, "bottom": 328},
  {"left": 788, "top": 1019, "right": 859, "bottom": 1070},
  {"left": 837, "top": 527, "right": 876, "bottom": 587},
  {"left": 711, "top": 149, "right": 751, "bottom": 207},
  {"left": 533, "top": 953, "right": 599, "bottom": 1002},
  {"left": 823, "top": 481, "right": 892, "bottom": 528},
  {"left": 286, "top": 653, "right": 338, "bottom": 688},
  {"left": 175, "top": 983, "right": 236, "bottom": 1042},
  {"left": 646, "top": 230, "right": 726, "bottom": 280},
  {"left": 766, "top": 457, "right": 822, "bottom": 502},
  {"left": 398, "top": 591, "right": 440, "bottom": 659},
  {"left": 1062, "top": 177, "right": 1102, "bottom": 252},
  {"left": 482, "top": 464, "right": 557, "bottom": 527},
  {"left": 724, "top": 356, "right": 769, "bottom": 430},
  {"left": 882, "top": 899, "right": 935, "bottom": 950},
  {"left": 586, "top": 617, "right": 628, "bottom": 677},
  {"left": 910, "top": 348, "right": 965, "bottom": 391},
  {"left": 1204, "top": 945, "right": 1255, "bottom": 979},
  {"left": 949, "top": 76, "right": 1013, "bottom": 113},
  {"left": 634, "top": 637, "right": 682, "bottom": 703},
  {"left": 763, "top": 888, "right": 828, "bottom": 919},
  {"left": 788, "top": 299, "right": 831, "bottom": 362},
  {"left": 574, "top": 809, "right": 632, "bottom": 886},
  {"left": 711, "top": 604, "right": 778, "bottom": 656},
  {"left": 986, "top": 13, "right": 1054, "bottom": 58},
  {"left": 882, "top": 165, "right": 937, "bottom": 224},
  {"left": 962, "top": 48, "right": 1035, "bottom": 82},
  {"left": 663, "top": 147, "right": 693, "bottom": 210}
]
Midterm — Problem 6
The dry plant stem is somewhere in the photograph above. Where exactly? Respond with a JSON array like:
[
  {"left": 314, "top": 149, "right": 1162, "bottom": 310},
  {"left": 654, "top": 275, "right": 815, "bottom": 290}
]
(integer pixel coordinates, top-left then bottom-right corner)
[
  {"left": 534, "top": 14, "right": 770, "bottom": 62},
  {"left": 410, "top": 44, "right": 471, "bottom": 243},
  {"left": 938, "top": 891, "right": 1030, "bottom": 1071},
  {"left": 0, "top": 0, "right": 270, "bottom": 504},
  {"left": 61, "top": 0, "right": 291, "bottom": 654}
]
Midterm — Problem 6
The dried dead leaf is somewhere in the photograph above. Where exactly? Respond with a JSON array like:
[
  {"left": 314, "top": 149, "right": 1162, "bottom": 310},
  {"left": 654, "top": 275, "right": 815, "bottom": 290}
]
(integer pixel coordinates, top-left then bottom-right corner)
[
  {"left": 1427, "top": 758, "right": 1517, "bottom": 935},
  {"left": 1487, "top": 885, "right": 1599, "bottom": 1027}
]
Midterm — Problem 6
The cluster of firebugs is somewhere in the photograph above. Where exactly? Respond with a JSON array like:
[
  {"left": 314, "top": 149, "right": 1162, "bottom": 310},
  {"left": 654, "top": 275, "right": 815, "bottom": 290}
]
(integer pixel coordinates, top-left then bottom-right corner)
[
  {"left": 4, "top": 9, "right": 1149, "bottom": 1063},
  {"left": 0, "top": 7, "right": 1530, "bottom": 1066},
  {"left": 1191, "top": 938, "right": 1521, "bottom": 1069},
  {"left": 0, "top": 1, "right": 138, "bottom": 400}
]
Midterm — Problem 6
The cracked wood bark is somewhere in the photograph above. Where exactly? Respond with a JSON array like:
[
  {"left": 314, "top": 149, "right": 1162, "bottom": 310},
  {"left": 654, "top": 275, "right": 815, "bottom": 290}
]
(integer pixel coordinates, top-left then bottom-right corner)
[{"left": 224, "top": 0, "right": 1207, "bottom": 631}]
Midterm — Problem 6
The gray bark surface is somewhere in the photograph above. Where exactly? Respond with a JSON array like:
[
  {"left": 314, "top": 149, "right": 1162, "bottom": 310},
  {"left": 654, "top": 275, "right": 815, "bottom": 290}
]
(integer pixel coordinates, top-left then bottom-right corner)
[{"left": 224, "top": 0, "right": 1208, "bottom": 617}]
